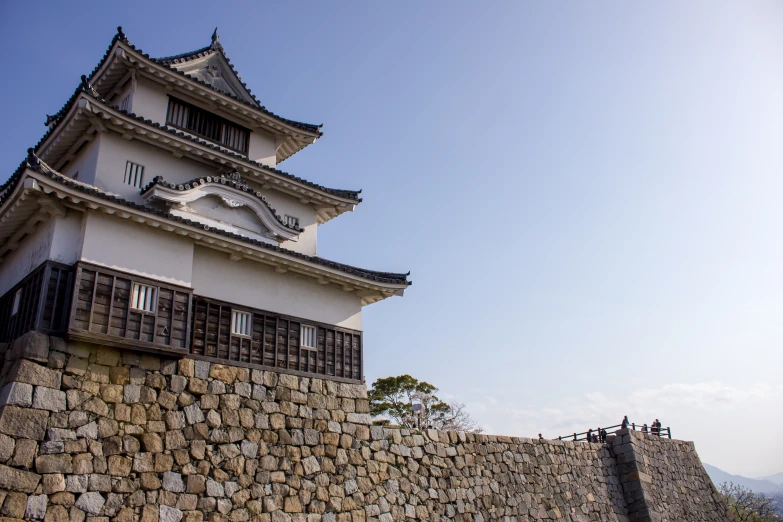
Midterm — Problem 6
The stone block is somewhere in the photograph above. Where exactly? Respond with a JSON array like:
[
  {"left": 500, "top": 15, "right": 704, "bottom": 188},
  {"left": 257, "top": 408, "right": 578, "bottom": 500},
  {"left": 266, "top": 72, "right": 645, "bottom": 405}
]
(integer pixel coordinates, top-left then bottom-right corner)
[
  {"left": 178, "top": 359, "right": 194, "bottom": 377},
  {"left": 99, "top": 384, "right": 123, "bottom": 403},
  {"left": 74, "top": 492, "right": 105, "bottom": 515},
  {"left": 97, "top": 419, "right": 118, "bottom": 439},
  {"left": 140, "top": 355, "right": 160, "bottom": 371},
  {"left": 42, "top": 474, "right": 66, "bottom": 494},
  {"left": 0, "top": 405, "right": 49, "bottom": 440},
  {"left": 0, "top": 382, "right": 33, "bottom": 407},
  {"left": 1, "top": 491, "right": 27, "bottom": 518},
  {"left": 10, "top": 439, "right": 38, "bottom": 468},
  {"left": 162, "top": 472, "right": 185, "bottom": 493},
  {"left": 160, "top": 505, "right": 182, "bottom": 522},
  {"left": 36, "top": 454, "right": 73, "bottom": 474},
  {"left": 194, "top": 361, "right": 210, "bottom": 379},
  {"left": 65, "top": 475, "right": 88, "bottom": 493},
  {"left": 0, "top": 463, "right": 41, "bottom": 493},
  {"left": 24, "top": 495, "right": 49, "bottom": 520},
  {"left": 170, "top": 376, "right": 187, "bottom": 394},
  {"left": 76, "top": 422, "right": 98, "bottom": 440},
  {"left": 184, "top": 404, "right": 204, "bottom": 425},
  {"left": 124, "top": 384, "right": 141, "bottom": 403},
  {"left": 6, "top": 359, "right": 61, "bottom": 389},
  {"left": 88, "top": 474, "right": 112, "bottom": 492},
  {"left": 209, "top": 365, "right": 237, "bottom": 384},
  {"left": 141, "top": 433, "right": 163, "bottom": 453},
  {"left": 95, "top": 348, "right": 121, "bottom": 367},
  {"left": 186, "top": 475, "right": 206, "bottom": 494},
  {"left": 10, "top": 331, "right": 50, "bottom": 363},
  {"left": 65, "top": 356, "right": 89, "bottom": 376},
  {"left": 32, "top": 386, "right": 67, "bottom": 412},
  {"left": 0, "top": 433, "right": 14, "bottom": 462},
  {"left": 108, "top": 367, "right": 129, "bottom": 385}
]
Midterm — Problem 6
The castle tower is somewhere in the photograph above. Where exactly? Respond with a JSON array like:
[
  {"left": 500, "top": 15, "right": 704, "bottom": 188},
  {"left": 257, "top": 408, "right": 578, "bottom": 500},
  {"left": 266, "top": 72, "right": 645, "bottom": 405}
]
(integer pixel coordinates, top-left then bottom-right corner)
[{"left": 0, "top": 27, "right": 411, "bottom": 384}]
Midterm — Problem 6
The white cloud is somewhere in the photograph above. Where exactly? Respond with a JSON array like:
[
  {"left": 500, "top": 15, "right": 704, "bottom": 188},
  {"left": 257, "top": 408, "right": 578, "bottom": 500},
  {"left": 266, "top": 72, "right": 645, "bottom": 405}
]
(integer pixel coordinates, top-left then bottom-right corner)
[{"left": 452, "top": 381, "right": 783, "bottom": 441}]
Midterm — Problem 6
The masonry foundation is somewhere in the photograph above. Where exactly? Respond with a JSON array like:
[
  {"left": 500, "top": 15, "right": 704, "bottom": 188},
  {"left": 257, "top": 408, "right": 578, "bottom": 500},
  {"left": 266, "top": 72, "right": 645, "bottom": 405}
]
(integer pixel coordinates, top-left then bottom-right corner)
[{"left": 0, "top": 333, "right": 732, "bottom": 522}]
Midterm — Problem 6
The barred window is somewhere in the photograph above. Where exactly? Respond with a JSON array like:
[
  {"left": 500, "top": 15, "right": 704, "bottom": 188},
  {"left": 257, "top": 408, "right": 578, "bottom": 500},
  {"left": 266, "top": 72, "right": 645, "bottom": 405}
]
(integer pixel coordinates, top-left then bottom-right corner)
[
  {"left": 124, "top": 161, "right": 145, "bottom": 189},
  {"left": 130, "top": 283, "right": 156, "bottom": 312},
  {"left": 166, "top": 97, "right": 249, "bottom": 154},
  {"left": 231, "top": 310, "right": 251, "bottom": 337},
  {"left": 301, "top": 324, "right": 316, "bottom": 349}
]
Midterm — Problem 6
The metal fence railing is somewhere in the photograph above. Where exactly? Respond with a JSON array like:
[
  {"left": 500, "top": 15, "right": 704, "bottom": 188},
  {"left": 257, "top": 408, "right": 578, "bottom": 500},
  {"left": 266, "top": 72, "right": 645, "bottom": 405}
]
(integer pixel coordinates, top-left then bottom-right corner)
[{"left": 557, "top": 423, "right": 671, "bottom": 443}]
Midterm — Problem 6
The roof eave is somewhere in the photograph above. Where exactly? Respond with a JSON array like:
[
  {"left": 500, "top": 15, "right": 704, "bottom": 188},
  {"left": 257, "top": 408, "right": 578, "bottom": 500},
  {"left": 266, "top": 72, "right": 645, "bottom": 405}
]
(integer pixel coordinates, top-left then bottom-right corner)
[
  {"left": 17, "top": 169, "right": 410, "bottom": 296},
  {"left": 35, "top": 91, "right": 361, "bottom": 210},
  {"left": 91, "top": 39, "right": 323, "bottom": 144}
]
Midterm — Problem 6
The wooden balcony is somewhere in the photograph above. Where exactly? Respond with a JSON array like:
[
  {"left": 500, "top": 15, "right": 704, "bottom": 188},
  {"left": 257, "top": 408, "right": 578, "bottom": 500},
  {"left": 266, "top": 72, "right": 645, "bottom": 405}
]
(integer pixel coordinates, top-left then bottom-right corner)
[
  {"left": 191, "top": 296, "right": 363, "bottom": 383},
  {"left": 0, "top": 261, "right": 363, "bottom": 383},
  {"left": 0, "top": 261, "right": 74, "bottom": 343},
  {"left": 69, "top": 263, "right": 192, "bottom": 353}
]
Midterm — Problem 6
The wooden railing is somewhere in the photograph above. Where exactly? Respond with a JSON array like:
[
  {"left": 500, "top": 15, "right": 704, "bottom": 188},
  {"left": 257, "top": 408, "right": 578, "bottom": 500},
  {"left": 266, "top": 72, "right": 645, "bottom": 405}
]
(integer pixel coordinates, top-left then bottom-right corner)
[
  {"left": 557, "top": 423, "right": 672, "bottom": 442},
  {"left": 0, "top": 261, "right": 74, "bottom": 343}
]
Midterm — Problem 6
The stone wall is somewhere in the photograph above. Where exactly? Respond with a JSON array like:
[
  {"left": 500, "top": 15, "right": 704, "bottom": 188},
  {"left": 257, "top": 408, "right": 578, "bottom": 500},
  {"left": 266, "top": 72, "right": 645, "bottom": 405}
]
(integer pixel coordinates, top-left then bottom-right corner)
[
  {"left": 0, "top": 333, "right": 731, "bottom": 522},
  {"left": 611, "top": 430, "right": 733, "bottom": 522}
]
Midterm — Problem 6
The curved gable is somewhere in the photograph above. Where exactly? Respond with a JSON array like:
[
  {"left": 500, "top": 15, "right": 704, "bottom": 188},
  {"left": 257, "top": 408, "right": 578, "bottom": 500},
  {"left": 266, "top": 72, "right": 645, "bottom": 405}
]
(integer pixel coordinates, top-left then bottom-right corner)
[{"left": 141, "top": 172, "right": 301, "bottom": 242}]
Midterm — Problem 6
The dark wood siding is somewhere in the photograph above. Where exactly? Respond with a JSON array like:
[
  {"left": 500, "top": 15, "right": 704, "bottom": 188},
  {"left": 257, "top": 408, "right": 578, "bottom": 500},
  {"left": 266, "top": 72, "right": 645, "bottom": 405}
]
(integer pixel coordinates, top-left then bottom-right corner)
[
  {"left": 191, "top": 296, "right": 363, "bottom": 383},
  {"left": 68, "top": 263, "right": 191, "bottom": 353},
  {"left": 0, "top": 261, "right": 74, "bottom": 343},
  {"left": 166, "top": 97, "right": 249, "bottom": 154}
]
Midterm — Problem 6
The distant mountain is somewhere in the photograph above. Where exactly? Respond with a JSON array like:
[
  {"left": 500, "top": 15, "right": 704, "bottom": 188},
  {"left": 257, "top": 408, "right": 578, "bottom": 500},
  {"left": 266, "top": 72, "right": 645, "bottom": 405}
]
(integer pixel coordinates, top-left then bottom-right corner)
[
  {"left": 760, "top": 472, "right": 783, "bottom": 486},
  {"left": 704, "top": 463, "right": 783, "bottom": 495}
]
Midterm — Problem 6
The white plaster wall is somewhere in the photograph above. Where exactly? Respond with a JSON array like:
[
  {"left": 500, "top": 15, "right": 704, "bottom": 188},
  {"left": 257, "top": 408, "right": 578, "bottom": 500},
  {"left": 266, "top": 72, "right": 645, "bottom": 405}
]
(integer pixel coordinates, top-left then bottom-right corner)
[
  {"left": 93, "top": 132, "right": 218, "bottom": 204},
  {"left": 49, "top": 211, "right": 84, "bottom": 266},
  {"left": 191, "top": 246, "right": 362, "bottom": 330},
  {"left": 130, "top": 76, "right": 169, "bottom": 124},
  {"left": 80, "top": 211, "right": 194, "bottom": 287},
  {"left": 0, "top": 211, "right": 84, "bottom": 295},
  {"left": 62, "top": 137, "right": 101, "bottom": 185},
  {"left": 264, "top": 190, "right": 318, "bottom": 256},
  {"left": 87, "top": 132, "right": 317, "bottom": 254},
  {"left": 0, "top": 220, "right": 54, "bottom": 296},
  {"left": 248, "top": 130, "right": 277, "bottom": 167}
]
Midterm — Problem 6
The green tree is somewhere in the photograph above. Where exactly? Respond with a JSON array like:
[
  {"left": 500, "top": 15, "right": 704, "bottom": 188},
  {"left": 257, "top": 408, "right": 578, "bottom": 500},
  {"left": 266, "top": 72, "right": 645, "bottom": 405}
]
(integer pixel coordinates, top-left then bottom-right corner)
[
  {"left": 719, "top": 482, "right": 780, "bottom": 522},
  {"left": 368, "top": 375, "right": 481, "bottom": 432}
]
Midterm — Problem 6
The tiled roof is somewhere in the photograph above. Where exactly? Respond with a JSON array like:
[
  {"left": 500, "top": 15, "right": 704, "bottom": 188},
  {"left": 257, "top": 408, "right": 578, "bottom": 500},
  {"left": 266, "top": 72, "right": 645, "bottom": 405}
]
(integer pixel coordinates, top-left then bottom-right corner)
[
  {"left": 5, "top": 151, "right": 410, "bottom": 287},
  {"left": 44, "top": 27, "right": 322, "bottom": 137},
  {"left": 125, "top": 27, "right": 322, "bottom": 135},
  {"left": 35, "top": 78, "right": 362, "bottom": 202},
  {"left": 140, "top": 173, "right": 303, "bottom": 232}
]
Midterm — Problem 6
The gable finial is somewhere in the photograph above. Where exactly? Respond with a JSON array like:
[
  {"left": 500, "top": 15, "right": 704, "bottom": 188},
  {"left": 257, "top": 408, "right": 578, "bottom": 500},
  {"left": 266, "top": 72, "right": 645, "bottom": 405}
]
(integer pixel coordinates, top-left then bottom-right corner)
[
  {"left": 211, "top": 27, "right": 222, "bottom": 51},
  {"left": 116, "top": 26, "right": 126, "bottom": 41},
  {"left": 26, "top": 148, "right": 41, "bottom": 168}
]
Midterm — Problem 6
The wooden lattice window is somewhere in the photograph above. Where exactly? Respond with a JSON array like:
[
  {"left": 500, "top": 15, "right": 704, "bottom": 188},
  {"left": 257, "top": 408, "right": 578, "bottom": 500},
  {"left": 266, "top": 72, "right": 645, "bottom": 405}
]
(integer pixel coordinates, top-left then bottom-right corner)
[
  {"left": 166, "top": 97, "right": 249, "bottom": 154},
  {"left": 231, "top": 310, "right": 251, "bottom": 337},
  {"left": 124, "top": 161, "right": 145, "bottom": 189},
  {"left": 301, "top": 324, "right": 316, "bottom": 349},
  {"left": 131, "top": 283, "right": 156, "bottom": 312}
]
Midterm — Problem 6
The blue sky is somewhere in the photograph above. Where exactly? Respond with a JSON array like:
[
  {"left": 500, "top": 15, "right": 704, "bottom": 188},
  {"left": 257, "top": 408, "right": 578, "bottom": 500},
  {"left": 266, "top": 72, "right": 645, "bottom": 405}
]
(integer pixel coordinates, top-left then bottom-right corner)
[{"left": 2, "top": 2, "right": 782, "bottom": 476}]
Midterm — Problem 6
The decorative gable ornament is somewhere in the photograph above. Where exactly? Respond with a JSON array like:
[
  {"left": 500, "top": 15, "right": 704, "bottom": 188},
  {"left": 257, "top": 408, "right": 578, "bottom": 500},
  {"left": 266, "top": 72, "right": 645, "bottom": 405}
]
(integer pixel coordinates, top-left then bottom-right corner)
[
  {"left": 141, "top": 175, "right": 301, "bottom": 242},
  {"left": 219, "top": 196, "right": 244, "bottom": 208}
]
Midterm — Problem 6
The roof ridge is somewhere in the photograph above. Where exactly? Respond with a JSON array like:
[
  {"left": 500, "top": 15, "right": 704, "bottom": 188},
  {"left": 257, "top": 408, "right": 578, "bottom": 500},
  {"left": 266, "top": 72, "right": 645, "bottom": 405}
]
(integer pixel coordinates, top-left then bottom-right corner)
[
  {"left": 112, "top": 27, "right": 322, "bottom": 134},
  {"left": 34, "top": 81, "right": 361, "bottom": 202},
  {"left": 8, "top": 151, "right": 411, "bottom": 286}
]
